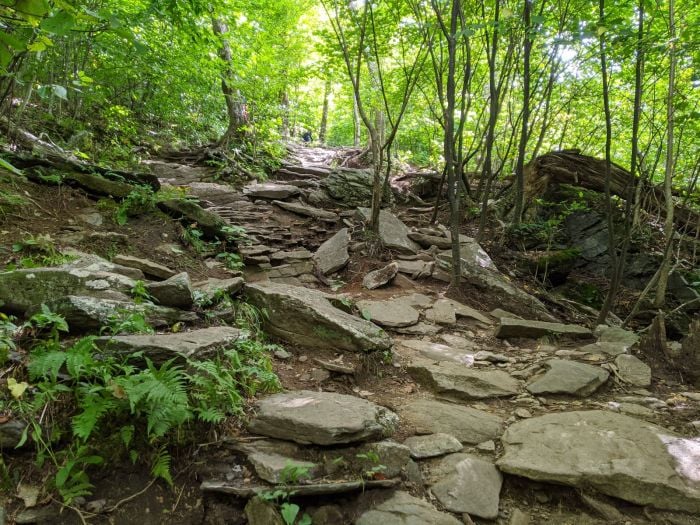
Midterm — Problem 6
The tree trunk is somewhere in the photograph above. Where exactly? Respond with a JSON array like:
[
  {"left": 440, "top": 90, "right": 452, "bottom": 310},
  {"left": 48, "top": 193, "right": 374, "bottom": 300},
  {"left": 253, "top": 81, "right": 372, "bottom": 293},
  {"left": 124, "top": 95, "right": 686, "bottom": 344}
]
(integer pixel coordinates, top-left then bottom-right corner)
[
  {"left": 513, "top": 0, "right": 532, "bottom": 226},
  {"left": 477, "top": 0, "right": 500, "bottom": 240},
  {"left": 655, "top": 0, "right": 676, "bottom": 308},
  {"left": 212, "top": 18, "right": 247, "bottom": 147},
  {"left": 319, "top": 79, "right": 331, "bottom": 143},
  {"left": 353, "top": 93, "right": 361, "bottom": 147}
]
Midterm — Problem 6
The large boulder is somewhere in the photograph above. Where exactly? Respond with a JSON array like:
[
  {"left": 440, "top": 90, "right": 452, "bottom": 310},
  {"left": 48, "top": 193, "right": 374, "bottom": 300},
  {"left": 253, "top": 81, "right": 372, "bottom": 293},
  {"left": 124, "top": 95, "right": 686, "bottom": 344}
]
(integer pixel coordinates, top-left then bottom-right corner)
[
  {"left": 356, "top": 491, "right": 461, "bottom": 525},
  {"left": 400, "top": 398, "right": 503, "bottom": 444},
  {"left": 0, "top": 263, "right": 136, "bottom": 315},
  {"left": 94, "top": 327, "right": 241, "bottom": 363},
  {"left": 243, "top": 183, "right": 300, "bottom": 200},
  {"left": 321, "top": 168, "right": 388, "bottom": 207},
  {"left": 437, "top": 240, "right": 556, "bottom": 321},
  {"left": 313, "top": 228, "right": 350, "bottom": 275},
  {"left": 248, "top": 390, "right": 398, "bottom": 445},
  {"left": 244, "top": 282, "right": 391, "bottom": 352},
  {"left": 497, "top": 410, "right": 700, "bottom": 513},
  {"left": 408, "top": 359, "right": 520, "bottom": 400},
  {"left": 357, "top": 208, "right": 420, "bottom": 254}
]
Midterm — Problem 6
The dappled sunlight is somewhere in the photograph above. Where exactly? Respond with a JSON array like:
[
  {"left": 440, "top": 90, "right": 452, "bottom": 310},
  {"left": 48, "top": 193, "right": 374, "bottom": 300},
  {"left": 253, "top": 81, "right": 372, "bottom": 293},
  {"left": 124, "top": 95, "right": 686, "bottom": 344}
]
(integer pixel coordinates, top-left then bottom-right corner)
[{"left": 659, "top": 434, "right": 700, "bottom": 483}]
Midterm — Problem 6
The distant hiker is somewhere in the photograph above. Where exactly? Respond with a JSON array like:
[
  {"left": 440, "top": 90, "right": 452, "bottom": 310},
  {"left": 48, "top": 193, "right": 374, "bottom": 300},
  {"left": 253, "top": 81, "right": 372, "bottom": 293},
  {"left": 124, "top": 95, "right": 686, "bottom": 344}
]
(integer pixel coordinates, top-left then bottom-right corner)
[{"left": 302, "top": 130, "right": 312, "bottom": 143}]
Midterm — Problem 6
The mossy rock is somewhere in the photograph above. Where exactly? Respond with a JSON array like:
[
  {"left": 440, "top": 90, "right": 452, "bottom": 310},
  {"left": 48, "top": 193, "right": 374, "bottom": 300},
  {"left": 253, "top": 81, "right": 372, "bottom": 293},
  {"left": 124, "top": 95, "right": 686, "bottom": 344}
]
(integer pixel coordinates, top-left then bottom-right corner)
[{"left": 157, "top": 199, "right": 230, "bottom": 240}]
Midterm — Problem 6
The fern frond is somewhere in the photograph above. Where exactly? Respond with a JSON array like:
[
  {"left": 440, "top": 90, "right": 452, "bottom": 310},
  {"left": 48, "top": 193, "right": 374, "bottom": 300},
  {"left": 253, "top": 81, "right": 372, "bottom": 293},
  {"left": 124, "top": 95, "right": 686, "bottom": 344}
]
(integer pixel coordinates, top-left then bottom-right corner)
[{"left": 151, "top": 447, "right": 173, "bottom": 486}]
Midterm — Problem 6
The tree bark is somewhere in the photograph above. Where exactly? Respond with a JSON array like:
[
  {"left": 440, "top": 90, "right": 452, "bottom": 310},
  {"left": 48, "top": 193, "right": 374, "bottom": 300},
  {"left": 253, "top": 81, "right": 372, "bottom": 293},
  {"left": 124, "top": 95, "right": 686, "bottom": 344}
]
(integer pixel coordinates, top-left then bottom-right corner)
[
  {"left": 212, "top": 18, "right": 247, "bottom": 147},
  {"left": 655, "top": 0, "right": 676, "bottom": 307},
  {"left": 513, "top": 0, "right": 532, "bottom": 225},
  {"left": 319, "top": 79, "right": 331, "bottom": 143}
]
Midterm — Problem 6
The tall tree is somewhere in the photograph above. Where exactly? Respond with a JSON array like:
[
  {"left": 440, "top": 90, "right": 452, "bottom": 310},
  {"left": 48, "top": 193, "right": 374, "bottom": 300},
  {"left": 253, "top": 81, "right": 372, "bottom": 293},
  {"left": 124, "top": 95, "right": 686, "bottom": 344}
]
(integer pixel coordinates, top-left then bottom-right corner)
[{"left": 512, "top": 0, "right": 532, "bottom": 225}]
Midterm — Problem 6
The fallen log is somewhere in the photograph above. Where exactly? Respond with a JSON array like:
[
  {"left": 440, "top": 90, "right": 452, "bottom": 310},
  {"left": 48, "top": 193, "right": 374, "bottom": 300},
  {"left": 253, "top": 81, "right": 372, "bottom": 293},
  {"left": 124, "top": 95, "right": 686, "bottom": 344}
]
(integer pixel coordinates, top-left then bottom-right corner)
[{"left": 524, "top": 150, "right": 699, "bottom": 235}]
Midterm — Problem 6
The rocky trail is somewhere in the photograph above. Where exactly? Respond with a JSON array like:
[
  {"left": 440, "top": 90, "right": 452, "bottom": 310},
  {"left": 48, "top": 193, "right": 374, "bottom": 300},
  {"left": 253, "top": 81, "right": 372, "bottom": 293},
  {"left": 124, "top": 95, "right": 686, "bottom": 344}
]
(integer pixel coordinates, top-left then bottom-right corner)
[{"left": 1, "top": 144, "right": 699, "bottom": 525}]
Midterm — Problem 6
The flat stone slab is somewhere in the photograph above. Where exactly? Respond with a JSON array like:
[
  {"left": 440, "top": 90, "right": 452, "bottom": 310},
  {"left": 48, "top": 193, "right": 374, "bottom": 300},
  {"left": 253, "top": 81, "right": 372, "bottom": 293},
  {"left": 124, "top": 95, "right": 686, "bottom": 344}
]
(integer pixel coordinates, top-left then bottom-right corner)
[
  {"left": 243, "top": 183, "right": 300, "bottom": 199},
  {"left": 202, "top": 478, "right": 399, "bottom": 498},
  {"left": 244, "top": 282, "right": 391, "bottom": 352},
  {"left": 527, "top": 359, "right": 609, "bottom": 397},
  {"left": 112, "top": 255, "right": 175, "bottom": 280},
  {"left": 408, "top": 359, "right": 520, "bottom": 400},
  {"left": 193, "top": 277, "right": 244, "bottom": 303},
  {"left": 497, "top": 410, "right": 700, "bottom": 513},
  {"left": 357, "top": 208, "right": 420, "bottom": 254},
  {"left": 356, "top": 491, "right": 461, "bottom": 525},
  {"left": 357, "top": 298, "right": 420, "bottom": 328},
  {"left": 430, "top": 453, "right": 502, "bottom": 519},
  {"left": 595, "top": 325, "right": 639, "bottom": 347},
  {"left": 396, "top": 339, "right": 474, "bottom": 366},
  {"left": 615, "top": 354, "right": 652, "bottom": 387},
  {"left": 37, "top": 295, "right": 197, "bottom": 331},
  {"left": 403, "top": 433, "right": 462, "bottom": 459},
  {"left": 313, "top": 228, "right": 350, "bottom": 275},
  {"left": 273, "top": 200, "right": 338, "bottom": 221},
  {"left": 425, "top": 298, "right": 492, "bottom": 326},
  {"left": 248, "top": 390, "right": 398, "bottom": 445},
  {"left": 401, "top": 398, "right": 503, "bottom": 444},
  {"left": 94, "top": 327, "right": 241, "bottom": 363},
  {"left": 496, "top": 317, "right": 592, "bottom": 339}
]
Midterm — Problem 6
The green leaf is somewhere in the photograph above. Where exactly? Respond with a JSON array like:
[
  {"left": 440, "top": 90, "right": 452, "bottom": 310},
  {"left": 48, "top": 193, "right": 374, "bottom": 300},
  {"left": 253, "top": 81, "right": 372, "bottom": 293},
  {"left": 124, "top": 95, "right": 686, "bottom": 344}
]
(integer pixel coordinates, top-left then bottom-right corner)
[
  {"left": 15, "top": 0, "right": 49, "bottom": 18},
  {"left": 0, "top": 157, "right": 24, "bottom": 176},
  {"left": 41, "top": 11, "right": 76, "bottom": 36},
  {"left": 280, "top": 503, "right": 300, "bottom": 525}
]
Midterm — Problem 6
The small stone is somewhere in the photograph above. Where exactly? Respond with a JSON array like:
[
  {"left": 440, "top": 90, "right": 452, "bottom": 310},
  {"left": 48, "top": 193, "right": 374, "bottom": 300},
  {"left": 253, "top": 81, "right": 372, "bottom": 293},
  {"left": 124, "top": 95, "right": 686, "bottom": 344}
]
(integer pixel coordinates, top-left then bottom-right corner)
[
  {"left": 274, "top": 349, "right": 292, "bottom": 360},
  {"left": 514, "top": 408, "right": 532, "bottom": 418},
  {"left": 476, "top": 440, "right": 496, "bottom": 452},
  {"left": 299, "top": 355, "right": 308, "bottom": 362},
  {"left": 615, "top": 354, "right": 652, "bottom": 387},
  {"left": 509, "top": 509, "right": 531, "bottom": 525},
  {"left": 112, "top": 254, "right": 176, "bottom": 280},
  {"left": 403, "top": 433, "right": 463, "bottom": 459},
  {"left": 309, "top": 368, "right": 331, "bottom": 382},
  {"left": 362, "top": 262, "right": 399, "bottom": 290}
]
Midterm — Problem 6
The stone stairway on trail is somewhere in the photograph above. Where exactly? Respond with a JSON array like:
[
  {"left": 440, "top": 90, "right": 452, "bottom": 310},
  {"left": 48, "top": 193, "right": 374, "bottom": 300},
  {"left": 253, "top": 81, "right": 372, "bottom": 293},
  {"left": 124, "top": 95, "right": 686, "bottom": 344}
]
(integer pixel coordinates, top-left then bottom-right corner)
[
  {"left": 154, "top": 144, "right": 700, "bottom": 524},
  {"left": 4, "top": 143, "right": 698, "bottom": 524}
]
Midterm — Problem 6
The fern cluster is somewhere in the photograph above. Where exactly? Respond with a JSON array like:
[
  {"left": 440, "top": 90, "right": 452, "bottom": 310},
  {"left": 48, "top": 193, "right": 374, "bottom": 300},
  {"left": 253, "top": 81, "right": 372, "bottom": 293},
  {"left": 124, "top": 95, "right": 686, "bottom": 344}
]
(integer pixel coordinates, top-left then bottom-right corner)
[{"left": 8, "top": 311, "right": 281, "bottom": 504}]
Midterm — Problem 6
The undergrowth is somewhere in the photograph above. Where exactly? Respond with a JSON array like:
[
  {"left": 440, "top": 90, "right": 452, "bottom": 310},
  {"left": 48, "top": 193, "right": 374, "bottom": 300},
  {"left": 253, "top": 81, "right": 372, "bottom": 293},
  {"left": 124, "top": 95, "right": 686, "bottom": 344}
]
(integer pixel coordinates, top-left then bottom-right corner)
[{"left": 2, "top": 306, "right": 281, "bottom": 505}]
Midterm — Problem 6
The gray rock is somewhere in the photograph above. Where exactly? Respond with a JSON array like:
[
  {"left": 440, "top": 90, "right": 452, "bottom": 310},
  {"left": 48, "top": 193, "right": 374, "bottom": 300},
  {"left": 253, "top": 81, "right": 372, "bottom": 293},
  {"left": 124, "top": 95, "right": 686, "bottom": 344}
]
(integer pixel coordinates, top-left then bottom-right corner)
[
  {"left": 273, "top": 200, "right": 339, "bottom": 221},
  {"left": 395, "top": 259, "right": 435, "bottom": 279},
  {"left": 112, "top": 255, "right": 175, "bottom": 280},
  {"left": 357, "top": 208, "right": 420, "bottom": 254},
  {"left": 400, "top": 398, "right": 503, "bottom": 444},
  {"left": 146, "top": 272, "right": 193, "bottom": 308},
  {"left": 393, "top": 322, "right": 441, "bottom": 336},
  {"left": 193, "top": 277, "right": 244, "bottom": 303},
  {"left": 357, "top": 298, "right": 420, "bottom": 328},
  {"left": 527, "top": 359, "right": 609, "bottom": 397},
  {"left": 245, "top": 497, "right": 284, "bottom": 525},
  {"left": 269, "top": 248, "right": 313, "bottom": 263},
  {"left": 408, "top": 359, "right": 519, "bottom": 400},
  {"left": 78, "top": 211, "right": 104, "bottom": 226},
  {"left": 313, "top": 228, "right": 350, "bottom": 275},
  {"left": 509, "top": 509, "right": 531, "bottom": 525},
  {"left": 437, "top": 242, "right": 556, "bottom": 321},
  {"left": 425, "top": 298, "right": 491, "bottom": 325},
  {"left": 430, "top": 453, "right": 502, "bottom": 519},
  {"left": 363, "top": 262, "right": 399, "bottom": 290},
  {"left": 0, "top": 264, "right": 136, "bottom": 314},
  {"left": 403, "top": 433, "right": 462, "bottom": 459},
  {"left": 94, "top": 326, "right": 241, "bottom": 363},
  {"left": 595, "top": 325, "right": 639, "bottom": 347},
  {"left": 362, "top": 440, "right": 411, "bottom": 477},
  {"left": 474, "top": 350, "right": 509, "bottom": 363},
  {"left": 247, "top": 451, "right": 318, "bottom": 484},
  {"left": 396, "top": 339, "right": 474, "bottom": 366},
  {"left": 248, "top": 390, "right": 398, "bottom": 445},
  {"left": 408, "top": 232, "right": 452, "bottom": 249},
  {"left": 497, "top": 410, "right": 700, "bottom": 513},
  {"left": 0, "top": 419, "right": 26, "bottom": 449},
  {"left": 496, "top": 318, "right": 592, "bottom": 339},
  {"left": 615, "top": 354, "right": 652, "bottom": 387},
  {"left": 356, "top": 491, "right": 462, "bottom": 525},
  {"left": 37, "top": 295, "right": 197, "bottom": 331},
  {"left": 322, "top": 168, "right": 387, "bottom": 207},
  {"left": 243, "top": 183, "right": 300, "bottom": 199},
  {"left": 490, "top": 308, "right": 522, "bottom": 320},
  {"left": 244, "top": 282, "right": 391, "bottom": 352},
  {"left": 579, "top": 341, "right": 629, "bottom": 356}
]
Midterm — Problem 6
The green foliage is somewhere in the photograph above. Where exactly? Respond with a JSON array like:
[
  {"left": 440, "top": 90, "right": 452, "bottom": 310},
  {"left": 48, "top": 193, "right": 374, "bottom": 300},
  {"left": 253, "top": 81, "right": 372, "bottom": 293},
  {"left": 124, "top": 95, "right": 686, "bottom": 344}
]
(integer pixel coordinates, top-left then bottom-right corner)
[
  {"left": 114, "top": 186, "right": 157, "bottom": 225},
  {"left": 0, "top": 313, "right": 18, "bottom": 365},
  {"left": 9, "top": 234, "right": 76, "bottom": 268},
  {"left": 279, "top": 462, "right": 312, "bottom": 485},
  {"left": 7, "top": 316, "right": 282, "bottom": 503},
  {"left": 103, "top": 310, "right": 154, "bottom": 335},
  {"left": 130, "top": 280, "right": 153, "bottom": 304},
  {"left": 216, "top": 251, "right": 244, "bottom": 271},
  {"left": 280, "top": 503, "right": 312, "bottom": 525},
  {"left": 23, "top": 304, "right": 69, "bottom": 342},
  {"left": 182, "top": 226, "right": 207, "bottom": 253}
]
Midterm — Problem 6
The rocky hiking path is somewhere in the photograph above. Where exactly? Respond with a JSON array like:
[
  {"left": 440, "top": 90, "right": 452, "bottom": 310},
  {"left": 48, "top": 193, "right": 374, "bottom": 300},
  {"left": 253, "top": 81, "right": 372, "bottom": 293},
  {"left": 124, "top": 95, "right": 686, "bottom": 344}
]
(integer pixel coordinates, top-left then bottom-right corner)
[{"left": 2, "top": 144, "right": 699, "bottom": 524}]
